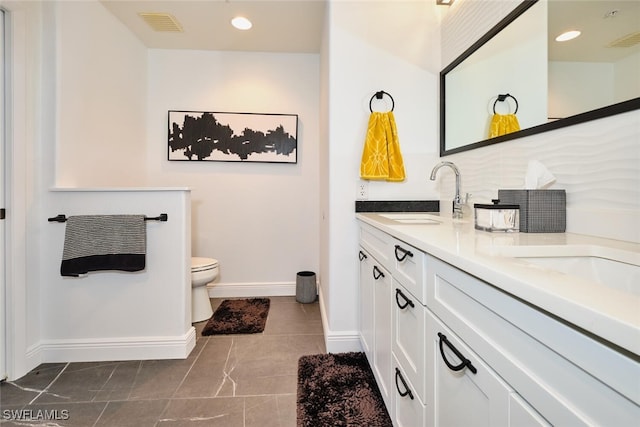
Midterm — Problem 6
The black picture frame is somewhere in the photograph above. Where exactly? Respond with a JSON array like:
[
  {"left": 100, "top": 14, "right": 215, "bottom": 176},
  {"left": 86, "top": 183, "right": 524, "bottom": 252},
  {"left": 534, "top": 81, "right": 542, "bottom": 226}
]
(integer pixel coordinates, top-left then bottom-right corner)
[{"left": 168, "top": 110, "right": 298, "bottom": 163}]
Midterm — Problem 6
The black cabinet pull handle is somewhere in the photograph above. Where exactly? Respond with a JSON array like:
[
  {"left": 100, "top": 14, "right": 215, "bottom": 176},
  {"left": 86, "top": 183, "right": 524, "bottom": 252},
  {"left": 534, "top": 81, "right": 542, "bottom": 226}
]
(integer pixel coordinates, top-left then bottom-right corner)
[
  {"left": 395, "top": 245, "right": 414, "bottom": 262},
  {"left": 395, "top": 288, "right": 415, "bottom": 309},
  {"left": 395, "top": 368, "right": 414, "bottom": 400},
  {"left": 372, "top": 265, "right": 385, "bottom": 280},
  {"left": 359, "top": 250, "right": 367, "bottom": 261},
  {"left": 438, "top": 332, "right": 477, "bottom": 374}
]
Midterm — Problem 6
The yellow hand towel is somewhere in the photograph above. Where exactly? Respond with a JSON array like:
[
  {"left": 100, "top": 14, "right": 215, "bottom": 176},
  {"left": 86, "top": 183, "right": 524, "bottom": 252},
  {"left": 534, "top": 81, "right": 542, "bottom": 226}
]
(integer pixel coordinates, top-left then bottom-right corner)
[
  {"left": 488, "top": 113, "right": 521, "bottom": 138},
  {"left": 360, "top": 111, "right": 406, "bottom": 182}
]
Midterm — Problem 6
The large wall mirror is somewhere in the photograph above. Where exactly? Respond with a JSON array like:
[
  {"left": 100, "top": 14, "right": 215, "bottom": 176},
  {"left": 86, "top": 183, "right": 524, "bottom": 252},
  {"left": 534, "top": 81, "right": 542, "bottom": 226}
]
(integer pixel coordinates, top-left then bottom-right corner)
[{"left": 440, "top": 0, "right": 640, "bottom": 156}]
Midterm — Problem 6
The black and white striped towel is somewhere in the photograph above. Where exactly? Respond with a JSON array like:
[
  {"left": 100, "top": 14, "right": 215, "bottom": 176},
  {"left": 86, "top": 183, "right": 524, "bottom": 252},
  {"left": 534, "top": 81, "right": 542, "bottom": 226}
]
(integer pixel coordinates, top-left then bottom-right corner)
[{"left": 61, "top": 215, "right": 146, "bottom": 277}]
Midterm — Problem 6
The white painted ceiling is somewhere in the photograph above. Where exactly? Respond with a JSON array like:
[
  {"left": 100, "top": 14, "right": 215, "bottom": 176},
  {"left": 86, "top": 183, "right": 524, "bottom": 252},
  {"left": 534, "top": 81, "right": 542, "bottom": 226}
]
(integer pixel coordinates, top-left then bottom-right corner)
[
  {"left": 99, "top": 0, "right": 443, "bottom": 72},
  {"left": 99, "top": 0, "right": 639, "bottom": 64},
  {"left": 548, "top": 0, "right": 640, "bottom": 62},
  {"left": 99, "top": 0, "right": 327, "bottom": 53}
]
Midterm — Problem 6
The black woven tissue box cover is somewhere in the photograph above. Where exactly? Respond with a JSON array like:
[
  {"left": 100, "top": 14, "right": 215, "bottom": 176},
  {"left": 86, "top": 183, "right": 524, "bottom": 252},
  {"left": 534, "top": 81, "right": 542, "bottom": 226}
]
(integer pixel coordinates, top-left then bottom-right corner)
[{"left": 497, "top": 189, "right": 566, "bottom": 233}]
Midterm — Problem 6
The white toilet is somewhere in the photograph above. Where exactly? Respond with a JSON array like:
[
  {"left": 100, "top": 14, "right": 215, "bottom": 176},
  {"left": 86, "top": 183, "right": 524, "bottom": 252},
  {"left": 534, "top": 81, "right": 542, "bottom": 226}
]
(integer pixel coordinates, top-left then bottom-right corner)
[{"left": 191, "top": 257, "right": 219, "bottom": 323}]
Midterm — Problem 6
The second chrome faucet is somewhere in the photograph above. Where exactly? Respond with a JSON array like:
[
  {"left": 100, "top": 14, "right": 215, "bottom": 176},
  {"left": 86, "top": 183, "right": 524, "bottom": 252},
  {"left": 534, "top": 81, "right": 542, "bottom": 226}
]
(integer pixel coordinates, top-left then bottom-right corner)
[{"left": 430, "top": 161, "right": 466, "bottom": 219}]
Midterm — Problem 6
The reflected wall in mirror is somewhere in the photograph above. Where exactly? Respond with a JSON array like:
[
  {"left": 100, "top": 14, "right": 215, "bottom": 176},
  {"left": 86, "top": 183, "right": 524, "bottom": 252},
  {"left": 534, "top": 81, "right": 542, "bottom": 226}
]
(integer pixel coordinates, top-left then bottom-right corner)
[{"left": 441, "top": 0, "right": 640, "bottom": 156}]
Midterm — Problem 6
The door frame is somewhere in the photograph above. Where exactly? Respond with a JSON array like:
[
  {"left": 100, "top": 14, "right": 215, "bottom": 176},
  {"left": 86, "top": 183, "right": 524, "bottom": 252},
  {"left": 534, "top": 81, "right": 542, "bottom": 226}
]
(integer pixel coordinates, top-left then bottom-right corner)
[
  {"left": 0, "top": 7, "right": 6, "bottom": 381},
  {"left": 1, "top": 5, "right": 30, "bottom": 381}
]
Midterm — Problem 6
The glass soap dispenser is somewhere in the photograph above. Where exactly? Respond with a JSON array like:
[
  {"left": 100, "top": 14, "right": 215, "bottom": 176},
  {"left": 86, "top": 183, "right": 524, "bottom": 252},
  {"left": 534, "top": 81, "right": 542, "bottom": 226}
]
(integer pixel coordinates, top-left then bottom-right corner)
[{"left": 474, "top": 199, "right": 520, "bottom": 232}]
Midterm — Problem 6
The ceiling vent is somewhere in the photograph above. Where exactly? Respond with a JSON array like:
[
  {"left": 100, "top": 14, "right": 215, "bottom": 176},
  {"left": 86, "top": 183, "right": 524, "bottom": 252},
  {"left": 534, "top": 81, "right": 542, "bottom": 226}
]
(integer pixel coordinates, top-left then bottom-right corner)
[
  {"left": 608, "top": 31, "right": 640, "bottom": 48},
  {"left": 138, "top": 12, "right": 183, "bottom": 32}
]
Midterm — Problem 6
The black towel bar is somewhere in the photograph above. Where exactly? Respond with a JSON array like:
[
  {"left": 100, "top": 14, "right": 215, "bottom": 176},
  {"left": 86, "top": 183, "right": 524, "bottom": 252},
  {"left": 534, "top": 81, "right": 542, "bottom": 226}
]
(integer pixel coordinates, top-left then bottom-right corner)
[{"left": 48, "top": 214, "right": 168, "bottom": 222}]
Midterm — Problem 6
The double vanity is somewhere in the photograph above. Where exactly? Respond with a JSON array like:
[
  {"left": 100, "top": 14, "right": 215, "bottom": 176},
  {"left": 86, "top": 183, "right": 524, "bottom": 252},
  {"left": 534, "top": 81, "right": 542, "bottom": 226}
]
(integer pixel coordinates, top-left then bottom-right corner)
[{"left": 357, "top": 211, "right": 639, "bottom": 426}]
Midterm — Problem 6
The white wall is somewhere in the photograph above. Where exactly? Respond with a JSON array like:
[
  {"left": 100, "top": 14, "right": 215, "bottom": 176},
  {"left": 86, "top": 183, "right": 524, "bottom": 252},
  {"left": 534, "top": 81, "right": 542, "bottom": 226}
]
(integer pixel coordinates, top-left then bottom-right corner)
[
  {"left": 614, "top": 50, "right": 640, "bottom": 103},
  {"left": 319, "top": 6, "right": 331, "bottom": 340},
  {"left": 3, "top": 2, "right": 193, "bottom": 378},
  {"left": 549, "top": 61, "right": 614, "bottom": 119},
  {"left": 146, "top": 50, "right": 320, "bottom": 294},
  {"left": 322, "top": 1, "right": 441, "bottom": 351},
  {"left": 54, "top": 0, "right": 148, "bottom": 187},
  {"left": 52, "top": 0, "right": 321, "bottom": 294},
  {"left": 37, "top": 189, "right": 194, "bottom": 363}
]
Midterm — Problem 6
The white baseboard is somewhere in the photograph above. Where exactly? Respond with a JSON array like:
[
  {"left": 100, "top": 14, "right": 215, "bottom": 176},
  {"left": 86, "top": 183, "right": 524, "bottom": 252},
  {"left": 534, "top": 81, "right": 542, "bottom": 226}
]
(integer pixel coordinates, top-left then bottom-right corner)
[
  {"left": 30, "top": 328, "right": 196, "bottom": 363},
  {"left": 207, "top": 281, "right": 296, "bottom": 298},
  {"left": 324, "top": 330, "right": 362, "bottom": 353},
  {"left": 21, "top": 345, "right": 45, "bottom": 381},
  {"left": 318, "top": 286, "right": 362, "bottom": 354}
]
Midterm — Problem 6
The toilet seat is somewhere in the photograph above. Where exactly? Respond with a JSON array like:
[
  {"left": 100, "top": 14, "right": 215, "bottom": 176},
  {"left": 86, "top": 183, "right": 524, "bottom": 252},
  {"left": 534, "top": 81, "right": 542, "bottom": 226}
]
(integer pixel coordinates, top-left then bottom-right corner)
[{"left": 191, "top": 257, "right": 218, "bottom": 272}]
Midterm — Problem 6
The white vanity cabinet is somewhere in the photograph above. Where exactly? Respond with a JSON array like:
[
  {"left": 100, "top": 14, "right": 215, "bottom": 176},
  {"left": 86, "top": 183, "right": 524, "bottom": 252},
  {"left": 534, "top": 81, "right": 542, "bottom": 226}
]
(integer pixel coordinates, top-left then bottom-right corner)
[
  {"left": 357, "top": 217, "right": 640, "bottom": 427},
  {"left": 427, "top": 254, "right": 640, "bottom": 426},
  {"left": 359, "top": 222, "right": 429, "bottom": 424}
]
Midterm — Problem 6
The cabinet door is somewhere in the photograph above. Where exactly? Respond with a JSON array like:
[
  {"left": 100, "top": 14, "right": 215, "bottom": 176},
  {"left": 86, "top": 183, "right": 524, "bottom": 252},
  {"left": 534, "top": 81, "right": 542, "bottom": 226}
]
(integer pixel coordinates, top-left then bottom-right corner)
[
  {"left": 372, "top": 260, "right": 393, "bottom": 411},
  {"left": 358, "top": 247, "right": 374, "bottom": 362},
  {"left": 393, "top": 281, "right": 426, "bottom": 403},
  {"left": 393, "top": 354, "right": 426, "bottom": 427},
  {"left": 427, "top": 311, "right": 511, "bottom": 427}
]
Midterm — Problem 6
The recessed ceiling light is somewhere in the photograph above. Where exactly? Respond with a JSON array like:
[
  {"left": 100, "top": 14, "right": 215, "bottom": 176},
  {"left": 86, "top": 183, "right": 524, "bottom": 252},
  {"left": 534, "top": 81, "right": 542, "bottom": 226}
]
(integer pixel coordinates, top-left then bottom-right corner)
[
  {"left": 231, "top": 16, "right": 252, "bottom": 30},
  {"left": 555, "top": 30, "right": 581, "bottom": 42}
]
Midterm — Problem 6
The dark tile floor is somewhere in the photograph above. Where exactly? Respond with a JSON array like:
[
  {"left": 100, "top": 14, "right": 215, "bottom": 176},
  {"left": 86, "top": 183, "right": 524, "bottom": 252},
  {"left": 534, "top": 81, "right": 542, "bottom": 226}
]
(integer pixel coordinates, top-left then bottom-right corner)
[{"left": 0, "top": 297, "right": 325, "bottom": 426}]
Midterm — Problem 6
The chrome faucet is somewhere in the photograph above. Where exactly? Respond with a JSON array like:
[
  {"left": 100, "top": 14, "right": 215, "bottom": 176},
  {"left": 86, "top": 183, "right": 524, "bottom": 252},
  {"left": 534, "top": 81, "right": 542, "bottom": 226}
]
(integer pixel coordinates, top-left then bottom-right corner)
[{"left": 430, "top": 161, "right": 465, "bottom": 219}]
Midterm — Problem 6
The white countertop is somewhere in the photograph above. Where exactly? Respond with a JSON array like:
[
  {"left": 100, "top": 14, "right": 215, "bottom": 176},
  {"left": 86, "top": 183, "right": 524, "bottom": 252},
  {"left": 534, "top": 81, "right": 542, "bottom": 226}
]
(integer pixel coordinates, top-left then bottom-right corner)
[{"left": 357, "top": 212, "right": 640, "bottom": 356}]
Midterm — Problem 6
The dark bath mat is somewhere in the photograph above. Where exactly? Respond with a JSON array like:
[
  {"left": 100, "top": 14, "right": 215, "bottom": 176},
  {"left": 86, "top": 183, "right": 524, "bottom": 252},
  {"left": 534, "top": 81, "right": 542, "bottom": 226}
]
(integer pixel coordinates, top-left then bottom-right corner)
[
  {"left": 201, "top": 298, "right": 270, "bottom": 335},
  {"left": 297, "top": 352, "right": 393, "bottom": 427}
]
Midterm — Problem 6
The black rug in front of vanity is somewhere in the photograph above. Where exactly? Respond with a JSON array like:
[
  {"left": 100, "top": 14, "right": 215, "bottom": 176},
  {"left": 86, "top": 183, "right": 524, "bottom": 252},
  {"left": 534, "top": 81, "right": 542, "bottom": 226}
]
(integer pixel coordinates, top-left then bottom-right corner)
[
  {"left": 297, "top": 352, "right": 393, "bottom": 427},
  {"left": 201, "top": 298, "right": 270, "bottom": 335}
]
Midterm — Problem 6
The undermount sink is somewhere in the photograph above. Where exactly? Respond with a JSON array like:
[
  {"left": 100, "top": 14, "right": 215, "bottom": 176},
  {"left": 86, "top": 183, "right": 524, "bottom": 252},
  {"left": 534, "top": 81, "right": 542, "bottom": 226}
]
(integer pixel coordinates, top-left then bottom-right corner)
[
  {"left": 379, "top": 213, "right": 441, "bottom": 225},
  {"left": 490, "top": 245, "right": 640, "bottom": 296}
]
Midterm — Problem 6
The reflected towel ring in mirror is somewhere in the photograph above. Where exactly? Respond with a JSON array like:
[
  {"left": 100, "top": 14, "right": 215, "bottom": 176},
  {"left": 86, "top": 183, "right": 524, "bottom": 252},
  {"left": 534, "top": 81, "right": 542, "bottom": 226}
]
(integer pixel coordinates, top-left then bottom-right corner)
[
  {"left": 493, "top": 93, "right": 519, "bottom": 115},
  {"left": 369, "top": 90, "right": 395, "bottom": 112}
]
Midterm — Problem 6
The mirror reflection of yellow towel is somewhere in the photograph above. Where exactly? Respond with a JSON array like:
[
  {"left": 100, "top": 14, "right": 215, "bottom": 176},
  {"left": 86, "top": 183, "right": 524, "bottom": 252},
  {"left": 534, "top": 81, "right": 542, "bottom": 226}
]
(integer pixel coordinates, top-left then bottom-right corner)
[
  {"left": 360, "top": 111, "right": 406, "bottom": 182},
  {"left": 489, "top": 113, "right": 520, "bottom": 138}
]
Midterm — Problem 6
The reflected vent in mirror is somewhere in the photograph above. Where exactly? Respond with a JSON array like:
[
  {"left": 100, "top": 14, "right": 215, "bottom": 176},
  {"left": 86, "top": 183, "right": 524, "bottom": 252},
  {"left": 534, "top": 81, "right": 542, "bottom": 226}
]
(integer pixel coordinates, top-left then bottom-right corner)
[{"left": 608, "top": 31, "right": 640, "bottom": 48}]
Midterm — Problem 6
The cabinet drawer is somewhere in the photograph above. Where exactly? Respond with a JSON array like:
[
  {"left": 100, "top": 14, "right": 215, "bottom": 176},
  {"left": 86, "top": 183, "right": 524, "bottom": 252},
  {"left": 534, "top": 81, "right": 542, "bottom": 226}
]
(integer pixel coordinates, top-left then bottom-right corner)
[
  {"left": 426, "top": 311, "right": 512, "bottom": 427},
  {"left": 392, "top": 354, "right": 426, "bottom": 427},
  {"left": 391, "top": 237, "right": 426, "bottom": 305},
  {"left": 360, "top": 222, "right": 393, "bottom": 270},
  {"left": 392, "top": 281, "right": 426, "bottom": 403},
  {"left": 427, "top": 256, "right": 640, "bottom": 426}
]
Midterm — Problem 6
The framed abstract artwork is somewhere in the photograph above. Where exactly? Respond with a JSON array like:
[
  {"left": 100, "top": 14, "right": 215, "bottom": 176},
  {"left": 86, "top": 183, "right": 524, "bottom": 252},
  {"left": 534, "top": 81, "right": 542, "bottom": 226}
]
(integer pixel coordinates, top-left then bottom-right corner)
[{"left": 168, "top": 110, "right": 298, "bottom": 163}]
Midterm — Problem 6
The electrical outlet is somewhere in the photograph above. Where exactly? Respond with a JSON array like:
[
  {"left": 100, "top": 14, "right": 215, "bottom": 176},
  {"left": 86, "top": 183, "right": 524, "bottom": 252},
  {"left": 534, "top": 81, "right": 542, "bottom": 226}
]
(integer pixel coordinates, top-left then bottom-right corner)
[{"left": 357, "top": 181, "right": 369, "bottom": 200}]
